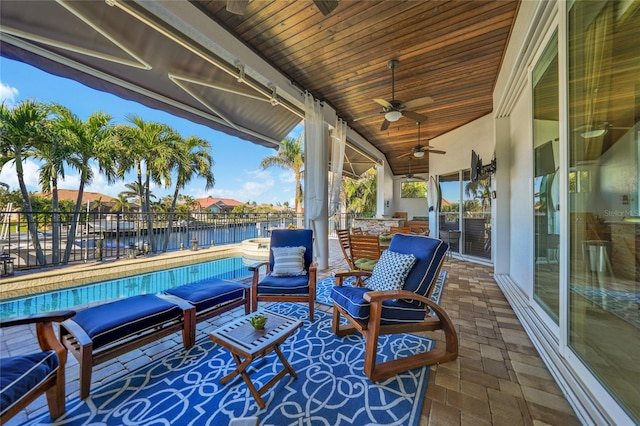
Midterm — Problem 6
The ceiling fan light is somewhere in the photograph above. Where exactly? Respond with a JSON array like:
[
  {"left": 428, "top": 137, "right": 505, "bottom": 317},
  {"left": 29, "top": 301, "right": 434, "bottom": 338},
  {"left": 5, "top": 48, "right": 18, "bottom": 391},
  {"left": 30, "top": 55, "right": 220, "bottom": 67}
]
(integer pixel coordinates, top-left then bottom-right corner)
[
  {"left": 385, "top": 110, "right": 402, "bottom": 122},
  {"left": 413, "top": 150, "right": 425, "bottom": 158},
  {"left": 580, "top": 128, "right": 607, "bottom": 139}
]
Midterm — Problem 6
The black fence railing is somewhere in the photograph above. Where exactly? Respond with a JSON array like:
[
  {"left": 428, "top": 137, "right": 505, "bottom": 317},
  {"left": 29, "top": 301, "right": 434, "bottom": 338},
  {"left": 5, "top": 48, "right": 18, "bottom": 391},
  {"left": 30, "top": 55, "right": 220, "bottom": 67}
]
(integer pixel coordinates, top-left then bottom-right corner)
[{"left": 0, "top": 210, "right": 361, "bottom": 272}]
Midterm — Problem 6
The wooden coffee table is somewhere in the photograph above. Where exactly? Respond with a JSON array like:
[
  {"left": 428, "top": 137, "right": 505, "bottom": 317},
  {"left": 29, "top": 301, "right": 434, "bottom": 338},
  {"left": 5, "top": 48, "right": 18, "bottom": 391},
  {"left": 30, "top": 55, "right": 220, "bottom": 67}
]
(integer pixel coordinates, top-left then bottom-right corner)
[{"left": 209, "top": 310, "right": 302, "bottom": 408}]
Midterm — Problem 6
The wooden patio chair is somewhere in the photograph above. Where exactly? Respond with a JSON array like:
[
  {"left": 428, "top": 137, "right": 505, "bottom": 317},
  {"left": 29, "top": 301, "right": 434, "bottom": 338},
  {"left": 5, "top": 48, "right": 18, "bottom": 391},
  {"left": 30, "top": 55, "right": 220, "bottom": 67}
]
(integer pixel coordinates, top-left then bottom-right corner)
[
  {"left": 389, "top": 226, "right": 411, "bottom": 234},
  {"left": 249, "top": 229, "right": 317, "bottom": 321},
  {"left": 349, "top": 233, "right": 382, "bottom": 272},
  {"left": 336, "top": 229, "right": 355, "bottom": 269},
  {"left": 330, "top": 234, "right": 457, "bottom": 381}
]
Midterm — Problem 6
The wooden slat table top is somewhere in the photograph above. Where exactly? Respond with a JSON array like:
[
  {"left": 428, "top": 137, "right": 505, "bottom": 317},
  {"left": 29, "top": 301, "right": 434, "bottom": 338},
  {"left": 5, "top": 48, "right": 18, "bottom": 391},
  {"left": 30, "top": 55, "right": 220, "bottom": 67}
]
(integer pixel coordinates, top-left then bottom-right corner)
[{"left": 210, "top": 310, "right": 302, "bottom": 357}]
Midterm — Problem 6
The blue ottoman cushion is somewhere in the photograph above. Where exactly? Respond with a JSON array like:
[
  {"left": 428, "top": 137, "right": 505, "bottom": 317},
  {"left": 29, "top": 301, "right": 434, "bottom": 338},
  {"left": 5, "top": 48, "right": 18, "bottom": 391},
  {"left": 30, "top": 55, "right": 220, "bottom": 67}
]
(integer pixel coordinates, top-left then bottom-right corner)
[
  {"left": 258, "top": 273, "right": 310, "bottom": 295},
  {"left": 72, "top": 294, "right": 182, "bottom": 349},
  {"left": 0, "top": 351, "right": 58, "bottom": 417},
  {"left": 331, "top": 286, "right": 426, "bottom": 325},
  {"left": 164, "top": 279, "right": 246, "bottom": 312}
]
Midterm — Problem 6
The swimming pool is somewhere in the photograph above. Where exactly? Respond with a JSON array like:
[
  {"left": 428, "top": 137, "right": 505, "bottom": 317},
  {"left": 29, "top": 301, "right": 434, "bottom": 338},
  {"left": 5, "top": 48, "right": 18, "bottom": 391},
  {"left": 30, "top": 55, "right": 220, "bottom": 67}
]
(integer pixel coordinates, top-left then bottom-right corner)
[{"left": 0, "top": 257, "right": 251, "bottom": 319}]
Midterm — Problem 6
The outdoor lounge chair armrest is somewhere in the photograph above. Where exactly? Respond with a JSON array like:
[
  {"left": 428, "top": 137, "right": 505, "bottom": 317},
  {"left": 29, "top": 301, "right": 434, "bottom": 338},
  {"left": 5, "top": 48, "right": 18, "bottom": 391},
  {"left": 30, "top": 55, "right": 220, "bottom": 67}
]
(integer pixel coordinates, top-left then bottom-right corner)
[
  {"left": 334, "top": 270, "right": 371, "bottom": 286},
  {"left": 363, "top": 290, "right": 431, "bottom": 305},
  {"left": 156, "top": 293, "right": 198, "bottom": 311},
  {"left": 248, "top": 261, "right": 270, "bottom": 274},
  {"left": 1, "top": 310, "right": 76, "bottom": 328}
]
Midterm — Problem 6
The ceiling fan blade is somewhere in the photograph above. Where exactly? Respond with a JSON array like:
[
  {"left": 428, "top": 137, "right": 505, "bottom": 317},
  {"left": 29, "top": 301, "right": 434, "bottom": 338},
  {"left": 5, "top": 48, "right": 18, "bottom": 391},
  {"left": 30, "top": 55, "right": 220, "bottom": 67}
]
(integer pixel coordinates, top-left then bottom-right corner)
[
  {"left": 402, "top": 110, "right": 428, "bottom": 122},
  {"left": 374, "top": 98, "right": 392, "bottom": 108},
  {"left": 313, "top": 0, "right": 339, "bottom": 16},
  {"left": 226, "top": 0, "right": 249, "bottom": 15},
  {"left": 404, "top": 96, "right": 434, "bottom": 109},
  {"left": 352, "top": 111, "right": 383, "bottom": 122},
  {"left": 427, "top": 149, "right": 447, "bottom": 155},
  {"left": 396, "top": 152, "right": 413, "bottom": 159},
  {"left": 380, "top": 119, "right": 390, "bottom": 131}
]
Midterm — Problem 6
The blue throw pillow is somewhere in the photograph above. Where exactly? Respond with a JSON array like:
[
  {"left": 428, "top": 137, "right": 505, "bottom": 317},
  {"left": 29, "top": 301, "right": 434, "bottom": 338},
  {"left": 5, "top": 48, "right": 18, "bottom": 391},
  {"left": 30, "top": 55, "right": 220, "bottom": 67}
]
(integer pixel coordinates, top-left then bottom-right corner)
[
  {"left": 271, "top": 246, "right": 307, "bottom": 276},
  {"left": 366, "top": 250, "right": 417, "bottom": 292}
]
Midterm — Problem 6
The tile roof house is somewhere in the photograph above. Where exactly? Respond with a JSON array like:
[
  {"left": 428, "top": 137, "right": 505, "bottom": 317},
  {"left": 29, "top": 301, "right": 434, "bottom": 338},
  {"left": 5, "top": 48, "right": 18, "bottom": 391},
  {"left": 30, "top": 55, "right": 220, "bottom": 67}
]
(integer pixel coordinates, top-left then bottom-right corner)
[
  {"left": 35, "top": 190, "right": 117, "bottom": 208},
  {"left": 195, "top": 197, "right": 244, "bottom": 214}
]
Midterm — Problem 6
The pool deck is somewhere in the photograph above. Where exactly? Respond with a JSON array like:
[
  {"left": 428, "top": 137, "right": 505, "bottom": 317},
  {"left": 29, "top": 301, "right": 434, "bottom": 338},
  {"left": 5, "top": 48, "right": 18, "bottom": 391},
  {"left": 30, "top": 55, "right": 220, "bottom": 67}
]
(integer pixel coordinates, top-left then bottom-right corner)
[{"left": 0, "top": 238, "right": 580, "bottom": 426}]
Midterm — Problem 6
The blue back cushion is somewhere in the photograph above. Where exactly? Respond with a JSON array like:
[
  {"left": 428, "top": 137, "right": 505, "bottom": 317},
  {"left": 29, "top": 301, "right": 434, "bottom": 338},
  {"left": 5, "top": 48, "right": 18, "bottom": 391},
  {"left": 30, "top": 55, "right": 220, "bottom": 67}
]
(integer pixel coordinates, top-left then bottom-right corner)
[
  {"left": 387, "top": 234, "right": 448, "bottom": 299},
  {"left": 269, "top": 229, "right": 313, "bottom": 271}
]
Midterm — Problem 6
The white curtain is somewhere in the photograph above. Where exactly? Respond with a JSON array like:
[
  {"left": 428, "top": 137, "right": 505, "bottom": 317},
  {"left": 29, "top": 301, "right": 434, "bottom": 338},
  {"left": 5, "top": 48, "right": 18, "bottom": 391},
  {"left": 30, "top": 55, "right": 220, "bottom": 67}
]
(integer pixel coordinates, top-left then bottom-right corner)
[
  {"left": 329, "top": 118, "right": 347, "bottom": 216},
  {"left": 304, "top": 93, "right": 325, "bottom": 222},
  {"left": 304, "top": 92, "right": 328, "bottom": 268}
]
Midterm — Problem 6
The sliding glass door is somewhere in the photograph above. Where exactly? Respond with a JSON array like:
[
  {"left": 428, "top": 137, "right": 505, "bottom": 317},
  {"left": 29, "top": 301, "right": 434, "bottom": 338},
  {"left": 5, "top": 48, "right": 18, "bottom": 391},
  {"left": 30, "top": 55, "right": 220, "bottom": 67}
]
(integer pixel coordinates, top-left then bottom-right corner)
[{"left": 567, "top": 1, "right": 640, "bottom": 419}]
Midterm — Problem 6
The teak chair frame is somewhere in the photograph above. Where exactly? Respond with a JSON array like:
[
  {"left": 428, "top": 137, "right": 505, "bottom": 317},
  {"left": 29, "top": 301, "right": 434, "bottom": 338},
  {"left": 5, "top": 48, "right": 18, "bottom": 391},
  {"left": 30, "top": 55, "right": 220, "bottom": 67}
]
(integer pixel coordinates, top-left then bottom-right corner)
[
  {"left": 0, "top": 310, "right": 75, "bottom": 422},
  {"left": 331, "top": 235, "right": 458, "bottom": 382}
]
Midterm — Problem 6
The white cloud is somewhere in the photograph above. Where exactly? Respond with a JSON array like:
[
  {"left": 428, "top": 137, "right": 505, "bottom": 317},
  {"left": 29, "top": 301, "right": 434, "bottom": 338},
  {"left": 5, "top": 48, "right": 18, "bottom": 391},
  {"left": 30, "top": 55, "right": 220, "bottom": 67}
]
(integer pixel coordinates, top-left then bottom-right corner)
[
  {"left": 0, "top": 82, "right": 19, "bottom": 109},
  {"left": 204, "top": 168, "right": 279, "bottom": 203},
  {"left": 0, "top": 159, "right": 40, "bottom": 191},
  {"left": 279, "top": 170, "right": 296, "bottom": 183}
]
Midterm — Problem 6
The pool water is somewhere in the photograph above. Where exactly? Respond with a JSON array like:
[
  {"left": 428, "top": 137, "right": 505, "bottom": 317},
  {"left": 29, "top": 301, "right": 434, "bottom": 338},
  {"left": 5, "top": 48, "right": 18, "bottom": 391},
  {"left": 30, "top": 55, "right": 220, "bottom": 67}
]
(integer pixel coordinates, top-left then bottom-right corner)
[{"left": 0, "top": 257, "right": 250, "bottom": 319}]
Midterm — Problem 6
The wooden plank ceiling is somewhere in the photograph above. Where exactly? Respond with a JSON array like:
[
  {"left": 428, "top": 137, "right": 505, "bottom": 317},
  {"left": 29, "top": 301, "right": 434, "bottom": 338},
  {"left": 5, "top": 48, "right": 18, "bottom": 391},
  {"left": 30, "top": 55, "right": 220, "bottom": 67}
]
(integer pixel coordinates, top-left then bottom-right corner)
[{"left": 193, "top": 0, "right": 520, "bottom": 176}]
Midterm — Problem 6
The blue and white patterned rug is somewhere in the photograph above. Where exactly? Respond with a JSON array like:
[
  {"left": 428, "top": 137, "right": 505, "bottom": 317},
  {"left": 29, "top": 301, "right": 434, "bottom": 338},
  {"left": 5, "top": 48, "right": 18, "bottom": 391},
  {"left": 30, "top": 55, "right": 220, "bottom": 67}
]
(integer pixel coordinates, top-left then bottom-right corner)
[
  {"left": 316, "top": 270, "right": 448, "bottom": 307},
  {"left": 29, "top": 303, "right": 432, "bottom": 426}
]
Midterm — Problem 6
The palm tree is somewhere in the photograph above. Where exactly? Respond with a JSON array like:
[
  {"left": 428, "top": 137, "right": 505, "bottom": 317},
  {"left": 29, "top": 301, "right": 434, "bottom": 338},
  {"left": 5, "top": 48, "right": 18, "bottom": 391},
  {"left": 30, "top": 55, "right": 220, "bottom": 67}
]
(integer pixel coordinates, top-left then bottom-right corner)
[
  {"left": 51, "top": 105, "right": 115, "bottom": 264},
  {"left": 32, "top": 110, "right": 71, "bottom": 265},
  {"left": 342, "top": 169, "right": 377, "bottom": 214},
  {"left": 0, "top": 100, "right": 48, "bottom": 265},
  {"left": 464, "top": 177, "right": 492, "bottom": 213},
  {"left": 120, "top": 182, "right": 145, "bottom": 211},
  {"left": 260, "top": 134, "right": 304, "bottom": 213},
  {"left": 161, "top": 135, "right": 214, "bottom": 252},
  {"left": 119, "top": 115, "right": 177, "bottom": 253},
  {"left": 111, "top": 193, "right": 131, "bottom": 214}
]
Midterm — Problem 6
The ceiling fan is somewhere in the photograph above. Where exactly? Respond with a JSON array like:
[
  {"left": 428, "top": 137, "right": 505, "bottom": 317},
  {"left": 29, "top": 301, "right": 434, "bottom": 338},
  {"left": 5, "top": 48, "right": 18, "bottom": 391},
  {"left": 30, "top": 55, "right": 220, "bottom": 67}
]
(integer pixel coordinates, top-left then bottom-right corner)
[
  {"left": 354, "top": 59, "right": 433, "bottom": 131},
  {"left": 397, "top": 121, "right": 446, "bottom": 159},
  {"left": 226, "top": 0, "right": 339, "bottom": 16},
  {"left": 394, "top": 157, "right": 427, "bottom": 182}
]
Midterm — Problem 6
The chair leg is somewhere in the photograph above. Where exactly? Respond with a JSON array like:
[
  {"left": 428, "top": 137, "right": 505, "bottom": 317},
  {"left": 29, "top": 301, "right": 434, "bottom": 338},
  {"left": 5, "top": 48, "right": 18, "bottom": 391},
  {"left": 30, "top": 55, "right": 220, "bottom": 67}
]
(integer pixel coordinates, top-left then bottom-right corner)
[
  {"left": 45, "top": 368, "right": 66, "bottom": 419},
  {"left": 79, "top": 345, "right": 93, "bottom": 400},
  {"left": 309, "top": 296, "right": 315, "bottom": 322},
  {"left": 244, "top": 288, "right": 251, "bottom": 315},
  {"left": 363, "top": 301, "right": 382, "bottom": 380},
  {"left": 332, "top": 306, "right": 341, "bottom": 335}
]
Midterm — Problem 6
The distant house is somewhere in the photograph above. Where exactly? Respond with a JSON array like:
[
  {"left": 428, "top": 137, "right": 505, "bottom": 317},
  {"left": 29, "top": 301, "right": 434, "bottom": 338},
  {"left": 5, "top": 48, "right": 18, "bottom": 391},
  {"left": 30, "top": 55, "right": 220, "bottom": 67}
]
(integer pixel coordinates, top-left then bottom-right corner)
[
  {"left": 195, "top": 196, "right": 244, "bottom": 214},
  {"left": 35, "top": 190, "right": 117, "bottom": 210}
]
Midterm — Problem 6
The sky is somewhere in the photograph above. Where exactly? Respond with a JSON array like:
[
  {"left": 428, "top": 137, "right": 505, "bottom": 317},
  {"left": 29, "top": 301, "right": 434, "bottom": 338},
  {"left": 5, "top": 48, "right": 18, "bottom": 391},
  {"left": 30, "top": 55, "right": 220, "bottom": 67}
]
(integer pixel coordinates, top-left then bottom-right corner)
[{"left": 0, "top": 57, "right": 301, "bottom": 206}]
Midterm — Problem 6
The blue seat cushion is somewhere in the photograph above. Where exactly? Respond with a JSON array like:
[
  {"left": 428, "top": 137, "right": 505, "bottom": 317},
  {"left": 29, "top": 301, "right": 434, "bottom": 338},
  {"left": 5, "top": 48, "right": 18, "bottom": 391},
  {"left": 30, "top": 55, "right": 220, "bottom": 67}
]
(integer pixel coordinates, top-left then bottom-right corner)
[
  {"left": 0, "top": 351, "right": 58, "bottom": 417},
  {"left": 72, "top": 294, "right": 183, "bottom": 349},
  {"left": 330, "top": 286, "right": 426, "bottom": 325},
  {"left": 258, "top": 273, "right": 310, "bottom": 295},
  {"left": 164, "top": 279, "right": 246, "bottom": 313}
]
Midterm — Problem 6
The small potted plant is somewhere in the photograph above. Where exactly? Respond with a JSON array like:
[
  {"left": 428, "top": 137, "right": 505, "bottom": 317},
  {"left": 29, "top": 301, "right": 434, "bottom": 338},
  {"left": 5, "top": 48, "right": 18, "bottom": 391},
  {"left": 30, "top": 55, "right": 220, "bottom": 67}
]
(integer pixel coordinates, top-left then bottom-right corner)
[{"left": 249, "top": 314, "right": 268, "bottom": 330}]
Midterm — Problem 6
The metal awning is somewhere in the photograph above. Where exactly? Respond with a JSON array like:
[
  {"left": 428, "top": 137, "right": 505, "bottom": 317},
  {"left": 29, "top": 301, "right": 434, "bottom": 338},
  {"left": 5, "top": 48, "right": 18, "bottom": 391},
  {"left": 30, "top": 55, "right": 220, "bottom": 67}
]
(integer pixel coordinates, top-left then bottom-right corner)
[{"left": 0, "top": 0, "right": 303, "bottom": 149}]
